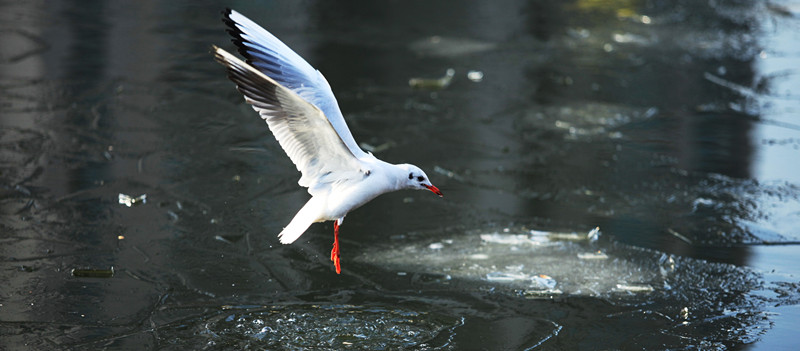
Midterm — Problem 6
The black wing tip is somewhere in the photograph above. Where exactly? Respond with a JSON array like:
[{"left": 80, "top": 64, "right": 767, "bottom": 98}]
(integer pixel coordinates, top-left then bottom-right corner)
[
  {"left": 222, "top": 16, "right": 239, "bottom": 35},
  {"left": 220, "top": 9, "right": 254, "bottom": 63},
  {"left": 221, "top": 8, "right": 242, "bottom": 40}
]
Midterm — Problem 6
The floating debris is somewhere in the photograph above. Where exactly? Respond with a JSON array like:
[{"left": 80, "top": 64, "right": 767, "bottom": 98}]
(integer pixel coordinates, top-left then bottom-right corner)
[
  {"left": 614, "top": 284, "right": 654, "bottom": 293},
  {"left": 409, "top": 36, "right": 496, "bottom": 57},
  {"left": 703, "top": 72, "right": 757, "bottom": 98},
  {"left": 612, "top": 32, "right": 651, "bottom": 45},
  {"left": 577, "top": 251, "right": 608, "bottom": 260},
  {"left": 486, "top": 270, "right": 557, "bottom": 290},
  {"left": 215, "top": 235, "right": 233, "bottom": 244},
  {"left": 118, "top": 193, "right": 147, "bottom": 207},
  {"left": 532, "top": 274, "right": 558, "bottom": 290},
  {"left": 680, "top": 307, "right": 690, "bottom": 320},
  {"left": 166, "top": 210, "right": 179, "bottom": 221},
  {"left": 71, "top": 267, "right": 115, "bottom": 278},
  {"left": 667, "top": 228, "right": 693, "bottom": 244},
  {"left": 539, "top": 227, "right": 601, "bottom": 242},
  {"left": 409, "top": 68, "right": 455, "bottom": 90},
  {"left": 523, "top": 288, "right": 564, "bottom": 298},
  {"left": 486, "top": 271, "right": 529, "bottom": 282},
  {"left": 433, "top": 165, "right": 465, "bottom": 182},
  {"left": 480, "top": 233, "right": 540, "bottom": 245},
  {"left": 428, "top": 242, "right": 444, "bottom": 250},
  {"left": 467, "top": 70, "right": 484, "bottom": 82}
]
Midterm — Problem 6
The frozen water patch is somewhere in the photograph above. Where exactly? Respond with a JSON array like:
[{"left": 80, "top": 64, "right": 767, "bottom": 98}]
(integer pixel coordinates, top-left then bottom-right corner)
[
  {"left": 360, "top": 228, "right": 673, "bottom": 298},
  {"left": 357, "top": 228, "right": 771, "bottom": 344}
]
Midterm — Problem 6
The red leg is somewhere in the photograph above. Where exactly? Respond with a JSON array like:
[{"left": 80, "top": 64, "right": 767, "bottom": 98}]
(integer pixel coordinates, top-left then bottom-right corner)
[{"left": 330, "top": 220, "right": 341, "bottom": 274}]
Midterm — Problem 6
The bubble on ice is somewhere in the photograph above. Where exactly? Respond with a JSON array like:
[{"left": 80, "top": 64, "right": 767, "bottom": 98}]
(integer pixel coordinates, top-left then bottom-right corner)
[{"left": 177, "top": 304, "right": 461, "bottom": 349}]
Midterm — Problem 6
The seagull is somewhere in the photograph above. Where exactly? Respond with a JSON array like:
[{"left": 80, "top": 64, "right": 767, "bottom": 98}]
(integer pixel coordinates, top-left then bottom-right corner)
[{"left": 212, "top": 9, "right": 443, "bottom": 274}]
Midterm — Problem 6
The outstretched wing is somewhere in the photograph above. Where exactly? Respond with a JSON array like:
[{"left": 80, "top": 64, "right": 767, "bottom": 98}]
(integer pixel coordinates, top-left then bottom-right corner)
[
  {"left": 214, "top": 47, "right": 366, "bottom": 195},
  {"left": 222, "top": 8, "right": 369, "bottom": 160}
]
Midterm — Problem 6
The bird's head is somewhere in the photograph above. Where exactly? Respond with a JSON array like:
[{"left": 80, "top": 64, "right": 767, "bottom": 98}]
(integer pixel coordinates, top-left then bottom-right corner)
[{"left": 400, "top": 164, "right": 443, "bottom": 197}]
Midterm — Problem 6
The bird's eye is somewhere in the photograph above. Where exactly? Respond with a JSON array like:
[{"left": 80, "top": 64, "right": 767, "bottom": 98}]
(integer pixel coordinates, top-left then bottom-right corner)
[
  {"left": 417, "top": 176, "right": 425, "bottom": 182},
  {"left": 408, "top": 173, "right": 413, "bottom": 180}
]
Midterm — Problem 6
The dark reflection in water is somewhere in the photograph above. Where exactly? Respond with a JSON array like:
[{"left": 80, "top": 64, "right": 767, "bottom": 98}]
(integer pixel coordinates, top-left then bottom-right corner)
[{"left": 2, "top": 0, "right": 800, "bottom": 349}]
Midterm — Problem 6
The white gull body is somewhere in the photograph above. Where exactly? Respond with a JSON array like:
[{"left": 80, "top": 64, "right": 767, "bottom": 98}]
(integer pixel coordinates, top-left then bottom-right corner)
[{"left": 213, "top": 9, "right": 442, "bottom": 273}]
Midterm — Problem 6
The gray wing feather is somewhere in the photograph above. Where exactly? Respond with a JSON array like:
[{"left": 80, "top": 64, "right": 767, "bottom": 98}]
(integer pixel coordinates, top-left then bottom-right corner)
[
  {"left": 223, "top": 9, "right": 369, "bottom": 159},
  {"left": 214, "top": 46, "right": 365, "bottom": 195}
]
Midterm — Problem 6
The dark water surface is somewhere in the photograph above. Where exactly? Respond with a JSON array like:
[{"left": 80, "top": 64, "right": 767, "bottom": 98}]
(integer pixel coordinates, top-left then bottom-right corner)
[{"left": 2, "top": 1, "right": 800, "bottom": 349}]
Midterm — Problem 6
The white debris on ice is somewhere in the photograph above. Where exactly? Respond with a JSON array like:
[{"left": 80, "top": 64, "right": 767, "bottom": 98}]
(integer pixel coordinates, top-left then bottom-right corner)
[{"left": 118, "top": 193, "right": 147, "bottom": 207}]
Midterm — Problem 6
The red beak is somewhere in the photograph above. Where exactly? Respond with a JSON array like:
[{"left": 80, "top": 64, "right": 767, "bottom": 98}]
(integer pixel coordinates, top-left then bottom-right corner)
[{"left": 424, "top": 184, "right": 443, "bottom": 197}]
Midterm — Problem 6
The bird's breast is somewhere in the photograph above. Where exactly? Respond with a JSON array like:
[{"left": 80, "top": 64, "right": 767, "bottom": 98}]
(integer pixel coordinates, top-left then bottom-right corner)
[{"left": 322, "top": 174, "right": 395, "bottom": 220}]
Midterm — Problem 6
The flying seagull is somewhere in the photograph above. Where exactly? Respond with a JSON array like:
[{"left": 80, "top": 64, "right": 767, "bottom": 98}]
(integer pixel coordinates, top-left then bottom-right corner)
[{"left": 212, "top": 9, "right": 443, "bottom": 274}]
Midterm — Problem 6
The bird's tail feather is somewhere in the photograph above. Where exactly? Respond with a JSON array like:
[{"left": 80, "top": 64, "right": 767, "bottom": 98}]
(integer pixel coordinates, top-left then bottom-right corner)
[{"left": 278, "top": 197, "right": 322, "bottom": 244}]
